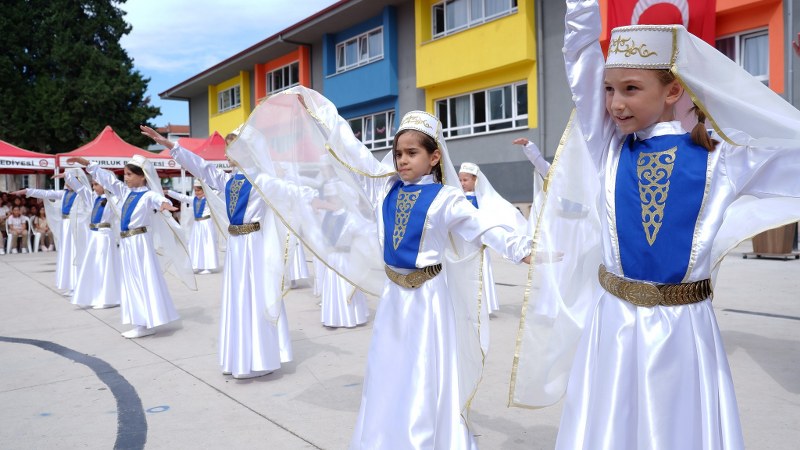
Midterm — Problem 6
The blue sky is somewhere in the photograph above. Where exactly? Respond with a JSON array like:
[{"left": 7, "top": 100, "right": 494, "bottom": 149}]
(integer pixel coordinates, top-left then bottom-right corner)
[{"left": 119, "top": 0, "right": 339, "bottom": 127}]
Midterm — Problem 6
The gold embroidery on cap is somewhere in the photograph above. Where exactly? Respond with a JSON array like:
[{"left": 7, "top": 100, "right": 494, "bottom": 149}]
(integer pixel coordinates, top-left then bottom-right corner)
[
  {"left": 400, "top": 115, "right": 433, "bottom": 130},
  {"left": 609, "top": 36, "right": 658, "bottom": 58},
  {"left": 638, "top": 147, "right": 676, "bottom": 245}
]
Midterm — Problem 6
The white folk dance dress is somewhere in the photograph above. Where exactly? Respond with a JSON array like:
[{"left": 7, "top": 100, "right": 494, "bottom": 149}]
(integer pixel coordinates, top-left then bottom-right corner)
[
  {"left": 87, "top": 164, "right": 180, "bottom": 329},
  {"left": 26, "top": 188, "right": 80, "bottom": 294},
  {"left": 167, "top": 190, "right": 220, "bottom": 272},
  {"left": 463, "top": 191, "right": 499, "bottom": 314},
  {"left": 170, "top": 144, "right": 293, "bottom": 376},
  {"left": 350, "top": 175, "right": 530, "bottom": 450},
  {"left": 318, "top": 180, "right": 369, "bottom": 328},
  {"left": 65, "top": 172, "right": 120, "bottom": 308},
  {"left": 510, "top": 3, "right": 800, "bottom": 449}
]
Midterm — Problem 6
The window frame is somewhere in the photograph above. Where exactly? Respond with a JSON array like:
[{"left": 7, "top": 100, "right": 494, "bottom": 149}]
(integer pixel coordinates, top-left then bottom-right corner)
[
  {"left": 217, "top": 85, "right": 241, "bottom": 113},
  {"left": 267, "top": 61, "right": 300, "bottom": 95},
  {"left": 715, "top": 28, "right": 769, "bottom": 86},
  {"left": 347, "top": 110, "right": 396, "bottom": 150},
  {"left": 335, "top": 26, "right": 385, "bottom": 74},
  {"left": 434, "top": 80, "right": 528, "bottom": 139},
  {"left": 432, "top": 0, "right": 518, "bottom": 39}
]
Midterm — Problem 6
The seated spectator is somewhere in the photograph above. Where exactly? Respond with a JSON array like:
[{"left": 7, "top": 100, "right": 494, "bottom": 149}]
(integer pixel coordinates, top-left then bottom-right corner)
[
  {"left": 6, "top": 206, "right": 29, "bottom": 253},
  {"left": 33, "top": 207, "right": 54, "bottom": 252},
  {"left": 0, "top": 199, "right": 9, "bottom": 254}
]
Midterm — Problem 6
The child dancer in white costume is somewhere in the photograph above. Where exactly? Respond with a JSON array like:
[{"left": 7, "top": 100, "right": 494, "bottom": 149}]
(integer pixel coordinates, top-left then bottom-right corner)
[
  {"left": 510, "top": 2, "right": 800, "bottom": 449},
  {"left": 63, "top": 169, "right": 121, "bottom": 309},
  {"left": 166, "top": 179, "right": 221, "bottom": 274},
  {"left": 222, "top": 91, "right": 532, "bottom": 449},
  {"left": 15, "top": 184, "right": 83, "bottom": 295},
  {"left": 141, "top": 125, "right": 293, "bottom": 379},
  {"left": 458, "top": 162, "right": 528, "bottom": 316},
  {"left": 67, "top": 156, "right": 188, "bottom": 338},
  {"left": 314, "top": 176, "right": 369, "bottom": 328}
]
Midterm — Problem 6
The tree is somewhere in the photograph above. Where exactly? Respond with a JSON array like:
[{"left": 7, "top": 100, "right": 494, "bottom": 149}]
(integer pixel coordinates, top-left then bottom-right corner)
[{"left": 0, "top": 0, "right": 159, "bottom": 153}]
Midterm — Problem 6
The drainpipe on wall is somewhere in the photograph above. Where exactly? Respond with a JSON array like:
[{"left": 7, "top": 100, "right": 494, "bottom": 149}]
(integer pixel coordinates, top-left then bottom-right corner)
[
  {"left": 535, "top": 0, "right": 546, "bottom": 157},
  {"left": 788, "top": 0, "right": 794, "bottom": 106},
  {"left": 279, "top": 34, "right": 314, "bottom": 89}
]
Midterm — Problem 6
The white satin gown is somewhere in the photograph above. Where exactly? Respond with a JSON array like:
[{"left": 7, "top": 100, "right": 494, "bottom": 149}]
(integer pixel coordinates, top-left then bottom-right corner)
[
  {"left": 170, "top": 145, "right": 293, "bottom": 376},
  {"left": 88, "top": 164, "right": 180, "bottom": 329}
]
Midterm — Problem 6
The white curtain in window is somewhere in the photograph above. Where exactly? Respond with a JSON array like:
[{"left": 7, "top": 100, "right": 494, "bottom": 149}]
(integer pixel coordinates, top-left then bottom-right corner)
[
  {"left": 742, "top": 33, "right": 768, "bottom": 78},
  {"left": 485, "top": 0, "right": 508, "bottom": 17},
  {"left": 451, "top": 95, "right": 471, "bottom": 135},
  {"left": 368, "top": 31, "right": 383, "bottom": 59},
  {"left": 447, "top": 0, "right": 468, "bottom": 31},
  {"left": 470, "top": 0, "right": 483, "bottom": 22}
]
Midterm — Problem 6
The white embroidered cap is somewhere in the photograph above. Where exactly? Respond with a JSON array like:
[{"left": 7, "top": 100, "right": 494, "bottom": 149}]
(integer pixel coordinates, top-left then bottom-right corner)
[
  {"left": 128, "top": 154, "right": 148, "bottom": 169},
  {"left": 397, "top": 110, "right": 440, "bottom": 142},
  {"left": 193, "top": 179, "right": 202, "bottom": 188},
  {"left": 606, "top": 25, "right": 676, "bottom": 69},
  {"left": 459, "top": 162, "right": 479, "bottom": 175}
]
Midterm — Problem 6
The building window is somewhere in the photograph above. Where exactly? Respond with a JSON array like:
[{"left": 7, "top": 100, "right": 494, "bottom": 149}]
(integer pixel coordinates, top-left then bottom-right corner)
[
  {"left": 217, "top": 85, "right": 241, "bottom": 113},
  {"left": 432, "top": 0, "right": 518, "bottom": 38},
  {"left": 348, "top": 110, "right": 396, "bottom": 150},
  {"left": 21, "top": 175, "right": 30, "bottom": 188},
  {"left": 716, "top": 29, "right": 769, "bottom": 86},
  {"left": 435, "top": 81, "right": 527, "bottom": 138},
  {"left": 267, "top": 62, "right": 300, "bottom": 95},
  {"left": 336, "top": 27, "right": 384, "bottom": 73}
]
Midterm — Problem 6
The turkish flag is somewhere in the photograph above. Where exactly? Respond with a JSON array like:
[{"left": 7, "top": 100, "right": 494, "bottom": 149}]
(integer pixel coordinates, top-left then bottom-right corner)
[{"left": 607, "top": 0, "right": 716, "bottom": 45}]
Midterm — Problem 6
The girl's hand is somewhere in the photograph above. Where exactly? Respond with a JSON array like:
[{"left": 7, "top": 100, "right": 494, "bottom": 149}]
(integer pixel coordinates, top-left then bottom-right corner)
[
  {"left": 140, "top": 125, "right": 175, "bottom": 150},
  {"left": 512, "top": 138, "right": 530, "bottom": 146},
  {"left": 522, "top": 254, "right": 532, "bottom": 265},
  {"left": 160, "top": 201, "right": 178, "bottom": 212},
  {"left": 66, "top": 157, "right": 90, "bottom": 166},
  {"left": 10, "top": 189, "right": 27, "bottom": 196}
]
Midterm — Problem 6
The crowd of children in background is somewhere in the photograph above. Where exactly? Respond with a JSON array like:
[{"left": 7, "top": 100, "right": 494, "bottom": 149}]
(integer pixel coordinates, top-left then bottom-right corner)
[{"left": 0, "top": 191, "right": 53, "bottom": 254}]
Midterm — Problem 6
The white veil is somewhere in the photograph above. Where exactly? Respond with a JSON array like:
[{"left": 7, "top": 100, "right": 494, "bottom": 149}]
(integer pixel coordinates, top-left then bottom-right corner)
[{"left": 226, "top": 86, "right": 489, "bottom": 422}]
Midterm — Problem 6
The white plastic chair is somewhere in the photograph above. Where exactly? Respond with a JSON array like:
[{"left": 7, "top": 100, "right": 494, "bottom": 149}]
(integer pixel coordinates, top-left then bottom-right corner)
[
  {"left": 30, "top": 217, "right": 42, "bottom": 253},
  {"left": 5, "top": 217, "right": 32, "bottom": 254}
]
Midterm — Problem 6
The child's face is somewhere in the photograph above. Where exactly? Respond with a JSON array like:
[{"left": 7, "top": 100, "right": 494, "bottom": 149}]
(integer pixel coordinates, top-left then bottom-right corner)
[
  {"left": 124, "top": 167, "right": 146, "bottom": 188},
  {"left": 459, "top": 173, "right": 477, "bottom": 192},
  {"left": 12, "top": 207, "right": 20, "bottom": 217},
  {"left": 604, "top": 68, "right": 682, "bottom": 134},
  {"left": 394, "top": 131, "right": 440, "bottom": 183},
  {"left": 194, "top": 186, "right": 205, "bottom": 198},
  {"left": 92, "top": 182, "right": 104, "bottom": 195}
]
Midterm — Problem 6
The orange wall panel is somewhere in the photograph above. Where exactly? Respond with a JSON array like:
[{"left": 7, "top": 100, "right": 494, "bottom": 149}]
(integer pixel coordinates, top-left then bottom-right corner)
[{"left": 254, "top": 46, "right": 311, "bottom": 100}]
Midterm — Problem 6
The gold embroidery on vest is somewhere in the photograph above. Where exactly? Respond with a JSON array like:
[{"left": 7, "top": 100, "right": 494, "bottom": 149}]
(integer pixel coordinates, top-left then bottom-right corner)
[
  {"left": 638, "top": 147, "right": 676, "bottom": 246},
  {"left": 122, "top": 194, "right": 136, "bottom": 219},
  {"left": 393, "top": 189, "right": 421, "bottom": 250},
  {"left": 229, "top": 178, "right": 245, "bottom": 217}
]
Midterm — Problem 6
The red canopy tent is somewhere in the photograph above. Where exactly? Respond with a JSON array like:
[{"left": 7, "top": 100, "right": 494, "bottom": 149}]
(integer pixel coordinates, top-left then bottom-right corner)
[
  {"left": 0, "top": 139, "right": 57, "bottom": 175},
  {"left": 159, "top": 131, "right": 230, "bottom": 172},
  {"left": 58, "top": 126, "right": 179, "bottom": 174}
]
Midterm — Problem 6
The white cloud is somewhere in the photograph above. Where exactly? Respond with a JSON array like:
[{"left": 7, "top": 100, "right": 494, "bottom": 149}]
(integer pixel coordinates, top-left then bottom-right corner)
[{"left": 118, "top": 0, "right": 339, "bottom": 125}]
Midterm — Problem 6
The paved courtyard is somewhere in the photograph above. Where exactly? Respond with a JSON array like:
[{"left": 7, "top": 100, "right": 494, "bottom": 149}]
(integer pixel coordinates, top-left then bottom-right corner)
[{"left": 1, "top": 241, "right": 798, "bottom": 449}]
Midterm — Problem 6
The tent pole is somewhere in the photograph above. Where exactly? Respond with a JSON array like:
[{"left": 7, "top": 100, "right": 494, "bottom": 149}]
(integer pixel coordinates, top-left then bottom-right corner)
[
  {"left": 54, "top": 167, "right": 60, "bottom": 190},
  {"left": 181, "top": 169, "right": 186, "bottom": 194}
]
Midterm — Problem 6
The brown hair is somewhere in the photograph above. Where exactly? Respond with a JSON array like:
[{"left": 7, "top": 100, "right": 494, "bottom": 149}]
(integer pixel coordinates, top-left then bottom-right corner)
[
  {"left": 125, "top": 164, "right": 145, "bottom": 177},
  {"left": 392, "top": 129, "right": 443, "bottom": 183},
  {"left": 654, "top": 69, "right": 718, "bottom": 152}
]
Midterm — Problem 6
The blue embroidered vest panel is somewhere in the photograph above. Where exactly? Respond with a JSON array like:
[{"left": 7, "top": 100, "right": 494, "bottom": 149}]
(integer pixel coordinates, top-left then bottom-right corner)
[
  {"left": 91, "top": 197, "right": 106, "bottom": 224},
  {"left": 121, "top": 191, "right": 147, "bottom": 231},
  {"left": 193, "top": 197, "right": 206, "bottom": 219},
  {"left": 225, "top": 174, "right": 252, "bottom": 225},
  {"left": 615, "top": 134, "right": 708, "bottom": 283},
  {"left": 62, "top": 191, "right": 77, "bottom": 215},
  {"left": 382, "top": 180, "right": 443, "bottom": 269},
  {"left": 466, "top": 194, "right": 479, "bottom": 208}
]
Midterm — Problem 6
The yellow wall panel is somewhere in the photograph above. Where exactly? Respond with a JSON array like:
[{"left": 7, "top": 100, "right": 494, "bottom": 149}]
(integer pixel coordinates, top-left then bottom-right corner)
[
  {"left": 208, "top": 71, "right": 251, "bottom": 136},
  {"left": 415, "top": 0, "right": 535, "bottom": 88}
]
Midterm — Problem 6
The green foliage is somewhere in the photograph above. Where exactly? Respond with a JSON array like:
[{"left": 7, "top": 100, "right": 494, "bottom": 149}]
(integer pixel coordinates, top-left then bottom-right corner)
[{"left": 0, "top": 0, "right": 159, "bottom": 153}]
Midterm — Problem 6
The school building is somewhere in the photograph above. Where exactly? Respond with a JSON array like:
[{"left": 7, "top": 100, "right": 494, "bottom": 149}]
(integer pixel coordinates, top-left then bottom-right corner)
[{"left": 160, "top": 0, "right": 799, "bottom": 204}]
